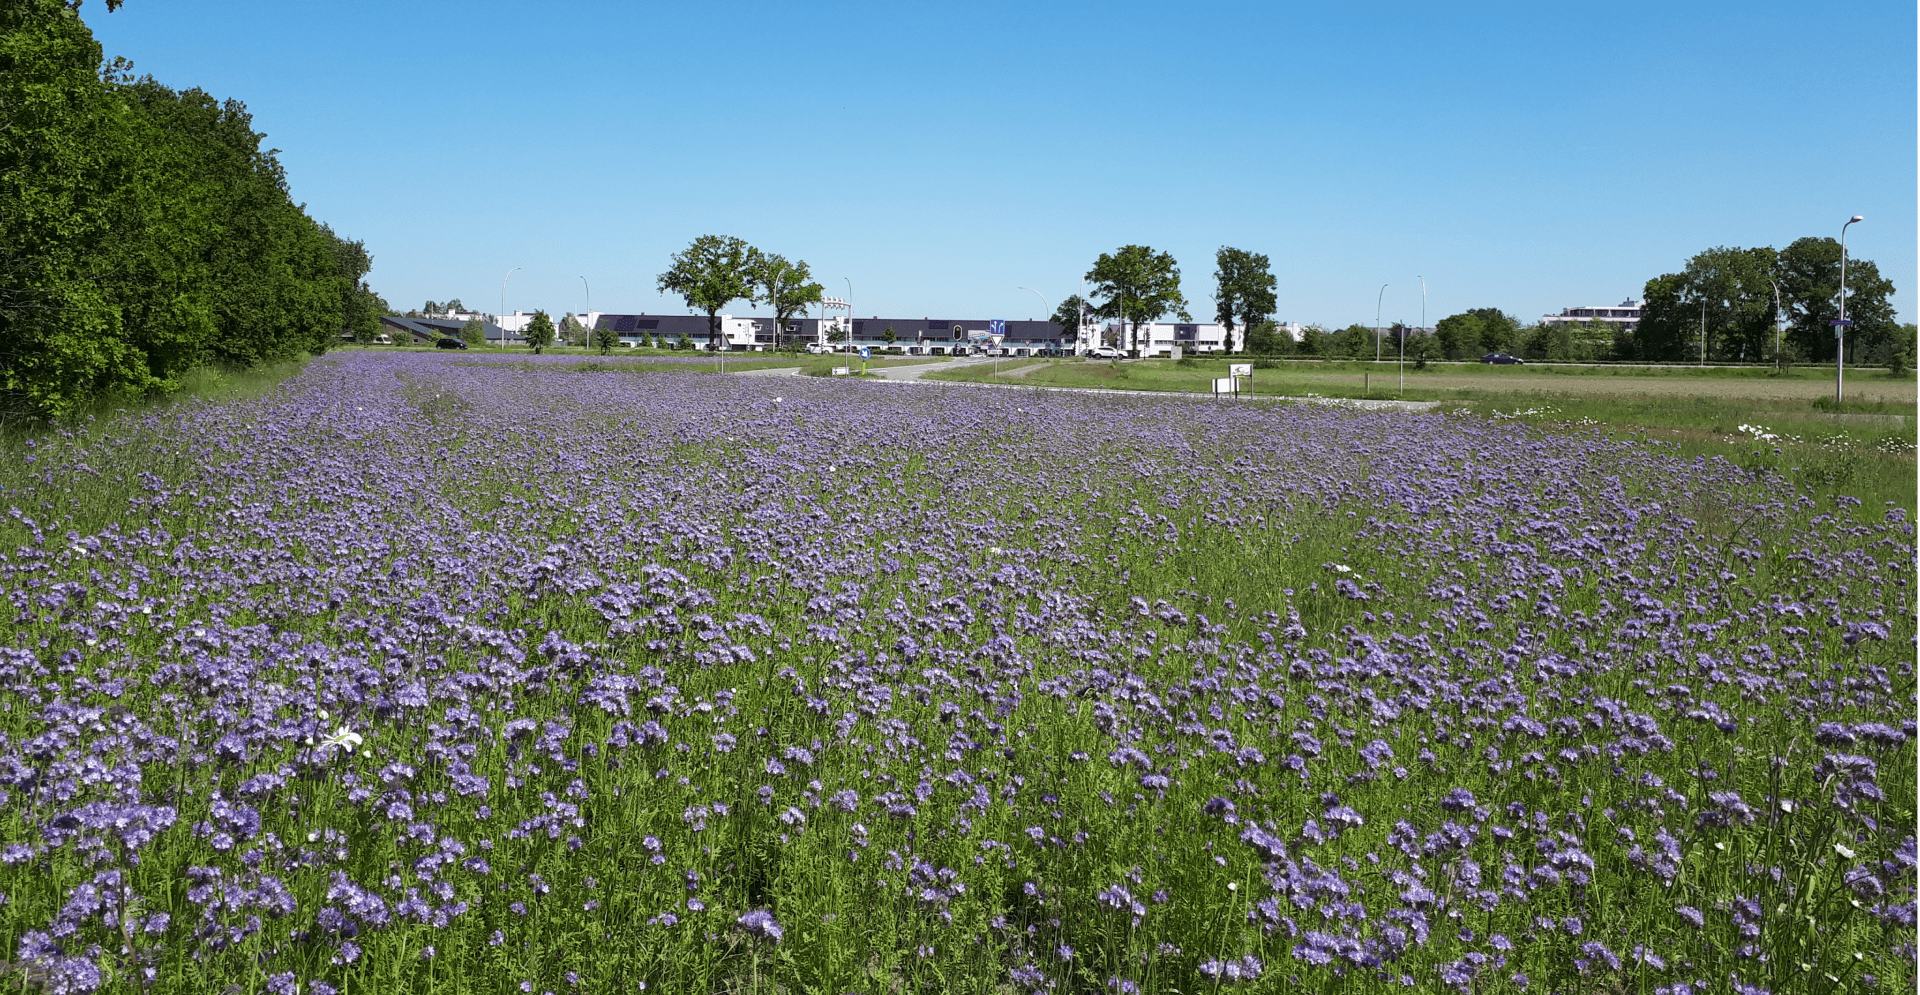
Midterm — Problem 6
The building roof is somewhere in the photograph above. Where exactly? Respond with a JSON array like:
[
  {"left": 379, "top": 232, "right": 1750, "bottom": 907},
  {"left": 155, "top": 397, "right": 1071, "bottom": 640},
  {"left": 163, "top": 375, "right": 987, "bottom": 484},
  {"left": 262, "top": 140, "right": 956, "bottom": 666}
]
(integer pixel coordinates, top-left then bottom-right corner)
[{"left": 380, "top": 315, "right": 508, "bottom": 338}]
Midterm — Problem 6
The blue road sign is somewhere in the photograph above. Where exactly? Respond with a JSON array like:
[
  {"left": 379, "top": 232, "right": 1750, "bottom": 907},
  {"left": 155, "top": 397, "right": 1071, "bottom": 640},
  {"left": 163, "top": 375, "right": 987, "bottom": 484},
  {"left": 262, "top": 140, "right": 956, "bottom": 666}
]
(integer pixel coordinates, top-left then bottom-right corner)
[{"left": 859, "top": 347, "right": 871, "bottom": 359}]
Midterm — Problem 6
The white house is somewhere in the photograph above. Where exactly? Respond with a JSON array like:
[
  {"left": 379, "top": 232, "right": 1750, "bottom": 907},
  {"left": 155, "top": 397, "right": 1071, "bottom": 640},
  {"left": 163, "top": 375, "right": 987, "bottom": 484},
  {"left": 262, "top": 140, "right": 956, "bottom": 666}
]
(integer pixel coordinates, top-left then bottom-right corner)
[{"left": 1542, "top": 300, "right": 1643, "bottom": 332}]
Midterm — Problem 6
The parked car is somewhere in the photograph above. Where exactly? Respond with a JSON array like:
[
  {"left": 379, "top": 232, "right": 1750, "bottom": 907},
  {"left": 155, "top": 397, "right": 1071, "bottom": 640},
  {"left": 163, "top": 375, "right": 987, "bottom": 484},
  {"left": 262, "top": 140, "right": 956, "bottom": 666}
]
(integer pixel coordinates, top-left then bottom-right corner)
[
  {"left": 1090, "top": 346, "right": 1120, "bottom": 359},
  {"left": 1480, "top": 353, "right": 1523, "bottom": 365},
  {"left": 435, "top": 337, "right": 468, "bottom": 350}
]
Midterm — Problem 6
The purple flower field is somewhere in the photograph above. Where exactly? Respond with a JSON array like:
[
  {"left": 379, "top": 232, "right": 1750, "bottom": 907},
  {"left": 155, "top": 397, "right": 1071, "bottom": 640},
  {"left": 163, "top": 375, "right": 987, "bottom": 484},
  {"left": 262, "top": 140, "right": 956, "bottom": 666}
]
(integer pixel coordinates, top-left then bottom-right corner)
[{"left": 1, "top": 351, "right": 1912, "bottom": 994}]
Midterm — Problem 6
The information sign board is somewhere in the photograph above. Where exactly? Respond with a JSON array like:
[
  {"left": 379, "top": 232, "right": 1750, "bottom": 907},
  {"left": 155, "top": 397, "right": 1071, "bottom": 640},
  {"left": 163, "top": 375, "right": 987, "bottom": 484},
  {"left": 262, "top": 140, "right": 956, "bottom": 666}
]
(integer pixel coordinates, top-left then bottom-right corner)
[{"left": 1229, "top": 363, "right": 1252, "bottom": 378}]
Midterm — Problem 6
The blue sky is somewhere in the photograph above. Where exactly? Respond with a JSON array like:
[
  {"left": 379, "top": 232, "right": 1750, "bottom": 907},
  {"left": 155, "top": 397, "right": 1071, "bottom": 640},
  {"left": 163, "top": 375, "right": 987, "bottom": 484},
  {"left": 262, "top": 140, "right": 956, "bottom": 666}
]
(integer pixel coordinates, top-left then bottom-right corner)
[{"left": 89, "top": 0, "right": 1915, "bottom": 327}]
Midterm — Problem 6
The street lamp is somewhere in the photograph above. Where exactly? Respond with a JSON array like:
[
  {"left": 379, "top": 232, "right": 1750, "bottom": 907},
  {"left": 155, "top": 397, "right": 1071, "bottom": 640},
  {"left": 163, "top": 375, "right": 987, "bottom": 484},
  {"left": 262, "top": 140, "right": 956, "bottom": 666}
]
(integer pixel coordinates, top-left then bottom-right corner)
[
  {"left": 1402, "top": 276, "right": 1423, "bottom": 393},
  {"left": 843, "top": 277, "right": 854, "bottom": 372},
  {"left": 1376, "top": 284, "right": 1388, "bottom": 362},
  {"left": 500, "top": 267, "right": 521, "bottom": 349},
  {"left": 580, "top": 276, "right": 590, "bottom": 348},
  {"left": 1765, "top": 276, "right": 1784, "bottom": 372},
  {"left": 1836, "top": 215, "right": 1863, "bottom": 404},
  {"left": 1016, "top": 287, "right": 1048, "bottom": 367}
]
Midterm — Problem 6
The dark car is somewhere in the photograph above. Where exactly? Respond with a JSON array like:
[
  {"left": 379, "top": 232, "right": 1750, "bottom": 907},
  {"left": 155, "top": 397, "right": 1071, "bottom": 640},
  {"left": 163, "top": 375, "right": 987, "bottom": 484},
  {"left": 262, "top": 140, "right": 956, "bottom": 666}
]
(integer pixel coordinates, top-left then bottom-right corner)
[
  {"left": 435, "top": 337, "right": 468, "bottom": 350},
  {"left": 1481, "top": 353, "right": 1523, "bottom": 365}
]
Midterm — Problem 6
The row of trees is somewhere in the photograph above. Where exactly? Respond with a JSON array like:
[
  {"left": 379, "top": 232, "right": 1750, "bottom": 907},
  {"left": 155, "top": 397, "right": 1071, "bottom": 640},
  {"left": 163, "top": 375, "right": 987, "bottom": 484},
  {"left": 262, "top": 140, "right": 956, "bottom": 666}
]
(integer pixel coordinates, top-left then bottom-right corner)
[
  {"left": 469, "top": 233, "right": 1904, "bottom": 366},
  {"left": 656, "top": 235, "right": 824, "bottom": 350},
  {"left": 0, "top": 0, "right": 383, "bottom": 418},
  {"left": 1238, "top": 238, "right": 1909, "bottom": 369},
  {"left": 1048, "top": 246, "right": 1278, "bottom": 353},
  {"left": 1635, "top": 238, "right": 1904, "bottom": 366},
  {"left": 650, "top": 238, "right": 1279, "bottom": 356}
]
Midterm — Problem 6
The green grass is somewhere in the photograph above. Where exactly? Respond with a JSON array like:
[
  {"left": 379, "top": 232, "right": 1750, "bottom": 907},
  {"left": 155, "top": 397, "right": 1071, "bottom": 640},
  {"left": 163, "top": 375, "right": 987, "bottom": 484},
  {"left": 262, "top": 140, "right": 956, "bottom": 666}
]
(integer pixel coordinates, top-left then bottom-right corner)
[
  {"left": 0, "top": 354, "right": 1912, "bottom": 995},
  {"left": 926, "top": 358, "right": 1917, "bottom": 513}
]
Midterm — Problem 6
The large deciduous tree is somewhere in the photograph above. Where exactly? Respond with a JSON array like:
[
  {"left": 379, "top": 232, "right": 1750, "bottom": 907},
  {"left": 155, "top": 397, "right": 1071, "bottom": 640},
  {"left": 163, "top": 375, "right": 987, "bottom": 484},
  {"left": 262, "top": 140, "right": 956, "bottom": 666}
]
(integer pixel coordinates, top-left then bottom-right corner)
[
  {"left": 1633, "top": 239, "right": 1897, "bottom": 366},
  {"left": 1776, "top": 237, "right": 1898, "bottom": 366},
  {"left": 0, "top": 0, "right": 371, "bottom": 417},
  {"left": 1086, "top": 246, "right": 1188, "bottom": 355},
  {"left": 658, "top": 235, "right": 759, "bottom": 352},
  {"left": 1634, "top": 246, "right": 1780, "bottom": 363},
  {"left": 751, "top": 253, "right": 822, "bottom": 351},
  {"left": 1212, "top": 247, "right": 1276, "bottom": 354}
]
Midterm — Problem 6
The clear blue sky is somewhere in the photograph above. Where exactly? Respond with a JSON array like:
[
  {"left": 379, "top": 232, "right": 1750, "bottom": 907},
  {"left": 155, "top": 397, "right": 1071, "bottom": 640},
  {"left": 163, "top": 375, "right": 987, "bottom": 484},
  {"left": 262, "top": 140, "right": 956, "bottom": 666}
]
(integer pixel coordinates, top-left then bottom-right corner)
[{"left": 89, "top": 0, "right": 1915, "bottom": 327}]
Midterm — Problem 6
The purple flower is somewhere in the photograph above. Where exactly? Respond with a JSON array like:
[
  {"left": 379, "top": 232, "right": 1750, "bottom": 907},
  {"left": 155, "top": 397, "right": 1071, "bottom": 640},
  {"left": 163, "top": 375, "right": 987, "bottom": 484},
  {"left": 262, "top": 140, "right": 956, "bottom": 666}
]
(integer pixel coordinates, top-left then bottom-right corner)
[{"left": 736, "top": 909, "right": 783, "bottom": 942}]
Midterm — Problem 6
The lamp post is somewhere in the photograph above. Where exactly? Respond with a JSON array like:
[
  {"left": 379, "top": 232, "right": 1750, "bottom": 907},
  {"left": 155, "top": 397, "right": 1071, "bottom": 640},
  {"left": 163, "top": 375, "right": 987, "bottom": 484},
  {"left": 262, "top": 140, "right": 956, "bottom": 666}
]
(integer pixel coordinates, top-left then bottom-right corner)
[
  {"left": 1699, "top": 297, "right": 1706, "bottom": 366},
  {"left": 1017, "top": 286, "right": 1048, "bottom": 366},
  {"left": 1836, "top": 215, "right": 1863, "bottom": 404},
  {"left": 1376, "top": 284, "right": 1388, "bottom": 361},
  {"left": 843, "top": 277, "right": 853, "bottom": 372},
  {"left": 1402, "top": 276, "right": 1422, "bottom": 393},
  {"left": 1076, "top": 277, "right": 1086, "bottom": 356},
  {"left": 579, "top": 276, "right": 590, "bottom": 349},
  {"left": 1766, "top": 276, "right": 1784, "bottom": 372},
  {"left": 500, "top": 267, "right": 521, "bottom": 349}
]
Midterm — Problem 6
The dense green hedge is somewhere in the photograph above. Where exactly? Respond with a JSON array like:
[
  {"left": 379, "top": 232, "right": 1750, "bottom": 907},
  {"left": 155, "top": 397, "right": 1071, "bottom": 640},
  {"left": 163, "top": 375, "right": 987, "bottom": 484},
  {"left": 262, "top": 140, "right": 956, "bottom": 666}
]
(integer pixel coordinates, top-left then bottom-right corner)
[{"left": 0, "top": 0, "right": 380, "bottom": 418}]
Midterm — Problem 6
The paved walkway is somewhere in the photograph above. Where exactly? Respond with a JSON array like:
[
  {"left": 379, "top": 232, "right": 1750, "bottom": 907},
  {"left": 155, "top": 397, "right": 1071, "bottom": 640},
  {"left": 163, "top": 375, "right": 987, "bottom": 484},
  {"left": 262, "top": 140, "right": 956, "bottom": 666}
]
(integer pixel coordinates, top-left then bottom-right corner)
[
  {"left": 723, "top": 360, "right": 1439, "bottom": 411},
  {"left": 891, "top": 377, "right": 1440, "bottom": 411},
  {"left": 867, "top": 358, "right": 997, "bottom": 381}
]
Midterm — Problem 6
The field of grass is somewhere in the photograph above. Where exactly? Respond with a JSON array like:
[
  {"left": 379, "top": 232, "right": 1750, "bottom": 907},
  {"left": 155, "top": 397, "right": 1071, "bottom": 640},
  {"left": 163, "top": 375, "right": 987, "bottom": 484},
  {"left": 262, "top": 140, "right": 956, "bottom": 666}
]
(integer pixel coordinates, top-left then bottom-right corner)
[
  {"left": 930, "top": 358, "right": 1918, "bottom": 513},
  {"left": 929, "top": 357, "right": 1916, "bottom": 403},
  {"left": 0, "top": 351, "right": 1911, "bottom": 994}
]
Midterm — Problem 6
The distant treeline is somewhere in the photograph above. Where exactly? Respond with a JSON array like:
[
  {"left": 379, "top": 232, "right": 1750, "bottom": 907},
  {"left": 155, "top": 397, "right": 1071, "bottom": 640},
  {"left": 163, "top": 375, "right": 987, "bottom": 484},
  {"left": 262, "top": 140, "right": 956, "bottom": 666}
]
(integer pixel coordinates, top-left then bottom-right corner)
[
  {"left": 1248, "top": 239, "right": 1912, "bottom": 369},
  {"left": 0, "top": 0, "right": 383, "bottom": 418}
]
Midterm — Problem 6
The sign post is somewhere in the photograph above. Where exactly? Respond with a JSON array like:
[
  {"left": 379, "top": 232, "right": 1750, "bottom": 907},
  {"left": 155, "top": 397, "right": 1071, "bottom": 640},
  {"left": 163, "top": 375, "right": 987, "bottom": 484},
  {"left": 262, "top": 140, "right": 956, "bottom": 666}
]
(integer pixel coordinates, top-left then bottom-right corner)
[
  {"left": 1228, "top": 362, "right": 1252, "bottom": 399},
  {"left": 859, "top": 345, "right": 871, "bottom": 374}
]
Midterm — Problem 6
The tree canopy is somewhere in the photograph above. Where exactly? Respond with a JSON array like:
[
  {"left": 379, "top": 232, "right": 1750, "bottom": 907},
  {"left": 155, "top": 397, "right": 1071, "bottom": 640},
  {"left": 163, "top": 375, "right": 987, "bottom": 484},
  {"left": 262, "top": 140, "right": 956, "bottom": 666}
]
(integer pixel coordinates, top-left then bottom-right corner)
[
  {"left": 1051, "top": 295, "right": 1091, "bottom": 346},
  {"left": 1086, "top": 246, "right": 1188, "bottom": 354},
  {"left": 522, "top": 311, "right": 556, "bottom": 354},
  {"left": 1433, "top": 308, "right": 1519, "bottom": 359},
  {"left": 751, "top": 253, "right": 822, "bottom": 351},
  {"left": 0, "top": 0, "right": 377, "bottom": 418},
  {"left": 1212, "top": 247, "right": 1276, "bottom": 351},
  {"left": 657, "top": 235, "right": 758, "bottom": 349},
  {"left": 1635, "top": 240, "right": 1898, "bottom": 364}
]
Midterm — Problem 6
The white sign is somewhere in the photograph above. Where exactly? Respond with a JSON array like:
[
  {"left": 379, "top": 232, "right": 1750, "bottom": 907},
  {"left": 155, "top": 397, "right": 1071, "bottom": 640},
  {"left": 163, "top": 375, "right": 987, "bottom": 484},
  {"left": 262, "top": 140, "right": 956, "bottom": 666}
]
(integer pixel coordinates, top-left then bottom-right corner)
[
  {"left": 1229, "top": 363, "right": 1252, "bottom": 377},
  {"left": 1212, "top": 377, "right": 1237, "bottom": 395},
  {"left": 831, "top": 366, "right": 851, "bottom": 376}
]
